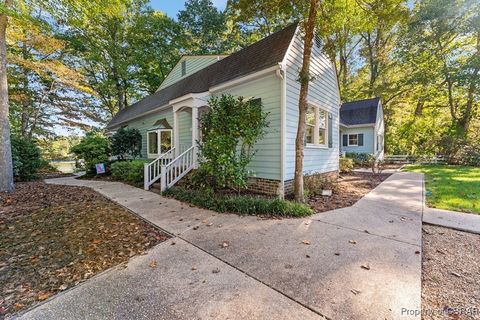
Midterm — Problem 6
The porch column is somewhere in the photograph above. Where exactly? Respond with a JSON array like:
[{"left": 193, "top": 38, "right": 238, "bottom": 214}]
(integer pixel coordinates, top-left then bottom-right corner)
[
  {"left": 173, "top": 110, "right": 179, "bottom": 157},
  {"left": 191, "top": 107, "right": 199, "bottom": 168}
]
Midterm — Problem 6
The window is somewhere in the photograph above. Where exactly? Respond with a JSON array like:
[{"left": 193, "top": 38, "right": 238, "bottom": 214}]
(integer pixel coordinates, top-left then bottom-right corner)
[
  {"left": 181, "top": 60, "right": 186, "bottom": 76},
  {"left": 147, "top": 129, "right": 173, "bottom": 157},
  {"left": 348, "top": 134, "right": 358, "bottom": 146},
  {"left": 305, "top": 104, "right": 328, "bottom": 147}
]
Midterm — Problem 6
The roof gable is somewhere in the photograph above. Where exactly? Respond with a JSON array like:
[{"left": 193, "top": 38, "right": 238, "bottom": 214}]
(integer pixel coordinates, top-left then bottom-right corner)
[
  {"left": 107, "top": 22, "right": 298, "bottom": 129},
  {"left": 340, "top": 97, "right": 380, "bottom": 126}
]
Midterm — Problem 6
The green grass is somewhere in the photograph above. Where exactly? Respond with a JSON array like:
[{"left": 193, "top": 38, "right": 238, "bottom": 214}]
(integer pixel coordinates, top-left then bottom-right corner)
[{"left": 404, "top": 164, "right": 480, "bottom": 214}]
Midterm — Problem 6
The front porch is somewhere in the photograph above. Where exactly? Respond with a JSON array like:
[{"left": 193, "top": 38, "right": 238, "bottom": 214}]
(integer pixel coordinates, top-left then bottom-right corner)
[{"left": 143, "top": 93, "right": 210, "bottom": 191}]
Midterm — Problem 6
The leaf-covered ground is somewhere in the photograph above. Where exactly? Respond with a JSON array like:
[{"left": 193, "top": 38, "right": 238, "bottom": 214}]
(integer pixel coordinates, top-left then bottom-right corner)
[
  {"left": 422, "top": 225, "right": 480, "bottom": 320},
  {"left": 309, "top": 172, "right": 391, "bottom": 212},
  {"left": 0, "top": 181, "right": 169, "bottom": 318}
]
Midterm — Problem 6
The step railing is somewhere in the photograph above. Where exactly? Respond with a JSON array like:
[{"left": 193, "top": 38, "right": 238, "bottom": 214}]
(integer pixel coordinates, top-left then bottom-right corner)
[
  {"left": 160, "top": 146, "right": 195, "bottom": 192},
  {"left": 144, "top": 148, "right": 176, "bottom": 190}
]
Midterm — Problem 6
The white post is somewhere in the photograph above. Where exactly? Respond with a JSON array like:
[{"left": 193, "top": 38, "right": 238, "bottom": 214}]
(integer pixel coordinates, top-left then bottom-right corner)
[
  {"left": 173, "top": 109, "right": 179, "bottom": 157},
  {"left": 160, "top": 165, "right": 167, "bottom": 192},
  {"left": 191, "top": 107, "right": 199, "bottom": 168},
  {"left": 144, "top": 163, "right": 149, "bottom": 190}
]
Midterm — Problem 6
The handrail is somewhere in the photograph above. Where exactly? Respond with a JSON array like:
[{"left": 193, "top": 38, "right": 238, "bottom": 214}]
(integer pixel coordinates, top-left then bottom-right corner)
[
  {"left": 160, "top": 146, "right": 195, "bottom": 192},
  {"left": 143, "top": 148, "right": 175, "bottom": 190}
]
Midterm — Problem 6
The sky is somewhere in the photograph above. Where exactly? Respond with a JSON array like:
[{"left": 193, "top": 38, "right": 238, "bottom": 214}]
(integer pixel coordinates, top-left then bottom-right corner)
[{"left": 149, "top": 0, "right": 228, "bottom": 18}]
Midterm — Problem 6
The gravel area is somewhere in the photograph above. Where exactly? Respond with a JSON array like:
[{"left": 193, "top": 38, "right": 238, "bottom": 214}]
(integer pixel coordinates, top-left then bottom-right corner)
[
  {"left": 0, "top": 181, "right": 169, "bottom": 319},
  {"left": 422, "top": 225, "right": 480, "bottom": 320}
]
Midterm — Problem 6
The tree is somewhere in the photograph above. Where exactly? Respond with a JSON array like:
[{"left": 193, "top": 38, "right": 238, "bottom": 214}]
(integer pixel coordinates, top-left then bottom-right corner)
[
  {"left": 0, "top": 0, "right": 14, "bottom": 192},
  {"left": 294, "top": 0, "right": 318, "bottom": 202},
  {"left": 110, "top": 127, "right": 142, "bottom": 159}
]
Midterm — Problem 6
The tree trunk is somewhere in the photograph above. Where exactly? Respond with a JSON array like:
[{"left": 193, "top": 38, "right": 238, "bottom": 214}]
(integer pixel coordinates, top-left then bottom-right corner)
[
  {"left": 0, "top": 0, "right": 14, "bottom": 192},
  {"left": 294, "top": 0, "right": 318, "bottom": 202}
]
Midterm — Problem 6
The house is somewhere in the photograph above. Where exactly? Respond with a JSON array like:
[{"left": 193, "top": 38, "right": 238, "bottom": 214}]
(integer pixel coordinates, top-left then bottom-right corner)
[
  {"left": 340, "top": 98, "right": 385, "bottom": 160},
  {"left": 106, "top": 23, "right": 341, "bottom": 197}
]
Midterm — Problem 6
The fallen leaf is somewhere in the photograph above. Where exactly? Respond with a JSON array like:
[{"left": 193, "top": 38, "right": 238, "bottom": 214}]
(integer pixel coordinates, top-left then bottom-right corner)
[
  {"left": 306, "top": 254, "right": 311, "bottom": 258},
  {"left": 37, "top": 292, "right": 51, "bottom": 301},
  {"left": 334, "top": 252, "right": 340, "bottom": 256},
  {"left": 221, "top": 242, "right": 229, "bottom": 248},
  {"left": 149, "top": 260, "right": 157, "bottom": 269},
  {"left": 13, "top": 303, "right": 25, "bottom": 310},
  {"left": 305, "top": 221, "right": 311, "bottom": 225},
  {"left": 349, "top": 240, "right": 357, "bottom": 244},
  {"left": 415, "top": 250, "right": 420, "bottom": 255},
  {"left": 361, "top": 264, "right": 371, "bottom": 270},
  {"left": 207, "top": 223, "right": 213, "bottom": 227},
  {"left": 302, "top": 240, "right": 311, "bottom": 245},
  {"left": 450, "top": 272, "right": 461, "bottom": 277},
  {"left": 59, "top": 284, "right": 68, "bottom": 291},
  {"left": 212, "top": 268, "right": 220, "bottom": 274},
  {"left": 364, "top": 230, "right": 370, "bottom": 234},
  {"left": 171, "top": 241, "right": 176, "bottom": 245},
  {"left": 351, "top": 289, "right": 361, "bottom": 295},
  {"left": 191, "top": 266, "right": 197, "bottom": 271}
]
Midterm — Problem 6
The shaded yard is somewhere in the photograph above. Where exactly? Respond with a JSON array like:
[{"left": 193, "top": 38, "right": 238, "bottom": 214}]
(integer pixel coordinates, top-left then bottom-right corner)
[
  {"left": 0, "top": 182, "right": 169, "bottom": 318},
  {"left": 309, "top": 172, "right": 391, "bottom": 212},
  {"left": 405, "top": 165, "right": 480, "bottom": 214},
  {"left": 422, "top": 225, "right": 480, "bottom": 320}
]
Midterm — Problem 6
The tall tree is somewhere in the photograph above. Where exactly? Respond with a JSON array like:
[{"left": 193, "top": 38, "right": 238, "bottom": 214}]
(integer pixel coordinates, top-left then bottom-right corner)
[
  {"left": 294, "top": 0, "right": 318, "bottom": 202},
  {"left": 0, "top": 0, "right": 14, "bottom": 192}
]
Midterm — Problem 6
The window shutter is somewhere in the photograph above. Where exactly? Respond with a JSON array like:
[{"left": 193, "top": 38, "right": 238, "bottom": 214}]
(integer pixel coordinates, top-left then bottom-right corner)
[
  {"left": 342, "top": 134, "right": 348, "bottom": 147},
  {"left": 358, "top": 134, "right": 364, "bottom": 146},
  {"left": 328, "top": 114, "right": 333, "bottom": 148}
]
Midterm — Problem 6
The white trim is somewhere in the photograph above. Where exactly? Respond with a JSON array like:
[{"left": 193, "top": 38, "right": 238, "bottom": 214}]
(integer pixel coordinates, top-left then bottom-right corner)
[
  {"left": 209, "top": 65, "right": 280, "bottom": 93},
  {"left": 277, "top": 63, "right": 287, "bottom": 199},
  {"left": 347, "top": 133, "right": 359, "bottom": 147},
  {"left": 147, "top": 128, "right": 173, "bottom": 159},
  {"left": 305, "top": 103, "right": 328, "bottom": 148},
  {"left": 169, "top": 92, "right": 210, "bottom": 106},
  {"left": 340, "top": 123, "right": 375, "bottom": 129}
]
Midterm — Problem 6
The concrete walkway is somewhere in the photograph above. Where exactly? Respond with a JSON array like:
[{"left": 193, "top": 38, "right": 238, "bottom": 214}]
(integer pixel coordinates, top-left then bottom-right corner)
[
  {"left": 20, "top": 172, "right": 423, "bottom": 320},
  {"left": 423, "top": 207, "right": 480, "bottom": 234}
]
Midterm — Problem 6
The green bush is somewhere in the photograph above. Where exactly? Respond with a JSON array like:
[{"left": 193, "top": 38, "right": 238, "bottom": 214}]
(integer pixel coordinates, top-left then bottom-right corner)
[
  {"left": 163, "top": 187, "right": 313, "bottom": 217},
  {"left": 198, "top": 94, "right": 269, "bottom": 191},
  {"left": 71, "top": 132, "right": 110, "bottom": 173},
  {"left": 345, "top": 152, "right": 375, "bottom": 166},
  {"left": 340, "top": 157, "right": 354, "bottom": 173},
  {"left": 110, "top": 127, "right": 142, "bottom": 159},
  {"left": 111, "top": 160, "right": 146, "bottom": 186},
  {"left": 11, "top": 136, "right": 43, "bottom": 181}
]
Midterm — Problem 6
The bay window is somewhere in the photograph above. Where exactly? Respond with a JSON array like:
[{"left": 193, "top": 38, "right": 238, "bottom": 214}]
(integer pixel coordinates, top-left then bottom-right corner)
[{"left": 147, "top": 129, "right": 173, "bottom": 158}]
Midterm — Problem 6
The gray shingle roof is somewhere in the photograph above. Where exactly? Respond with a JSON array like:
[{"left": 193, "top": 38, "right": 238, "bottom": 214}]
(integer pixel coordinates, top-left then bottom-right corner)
[
  {"left": 340, "top": 97, "right": 380, "bottom": 126},
  {"left": 106, "top": 23, "right": 298, "bottom": 129}
]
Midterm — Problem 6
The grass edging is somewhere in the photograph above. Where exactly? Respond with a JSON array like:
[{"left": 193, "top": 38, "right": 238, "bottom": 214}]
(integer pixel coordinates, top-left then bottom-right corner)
[{"left": 163, "top": 187, "right": 313, "bottom": 217}]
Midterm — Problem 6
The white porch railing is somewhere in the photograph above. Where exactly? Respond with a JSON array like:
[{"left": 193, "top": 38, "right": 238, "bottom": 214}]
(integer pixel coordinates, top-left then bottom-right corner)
[
  {"left": 144, "top": 148, "right": 176, "bottom": 190},
  {"left": 160, "top": 146, "right": 195, "bottom": 192}
]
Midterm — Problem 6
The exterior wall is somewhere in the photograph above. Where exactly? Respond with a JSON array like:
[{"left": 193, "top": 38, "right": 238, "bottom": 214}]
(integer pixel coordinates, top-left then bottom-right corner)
[
  {"left": 177, "top": 109, "right": 193, "bottom": 148},
  {"left": 120, "top": 108, "right": 174, "bottom": 158},
  {"left": 247, "top": 177, "right": 282, "bottom": 195},
  {"left": 212, "top": 74, "right": 282, "bottom": 181},
  {"left": 341, "top": 126, "right": 375, "bottom": 154},
  {"left": 158, "top": 56, "right": 226, "bottom": 90},
  {"left": 283, "top": 30, "right": 341, "bottom": 181}
]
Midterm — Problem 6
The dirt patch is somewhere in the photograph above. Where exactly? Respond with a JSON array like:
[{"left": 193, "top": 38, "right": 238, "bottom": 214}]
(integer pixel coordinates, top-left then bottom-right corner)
[
  {"left": 309, "top": 172, "right": 391, "bottom": 212},
  {"left": 422, "top": 225, "right": 480, "bottom": 320},
  {"left": 0, "top": 181, "right": 169, "bottom": 318}
]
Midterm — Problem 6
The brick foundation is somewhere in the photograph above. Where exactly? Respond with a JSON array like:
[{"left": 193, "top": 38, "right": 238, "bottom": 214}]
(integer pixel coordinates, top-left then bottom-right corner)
[{"left": 283, "top": 170, "right": 339, "bottom": 196}]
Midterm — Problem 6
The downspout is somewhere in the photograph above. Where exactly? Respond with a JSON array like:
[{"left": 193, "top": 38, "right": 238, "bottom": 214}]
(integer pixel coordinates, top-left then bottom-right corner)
[{"left": 276, "top": 63, "right": 287, "bottom": 199}]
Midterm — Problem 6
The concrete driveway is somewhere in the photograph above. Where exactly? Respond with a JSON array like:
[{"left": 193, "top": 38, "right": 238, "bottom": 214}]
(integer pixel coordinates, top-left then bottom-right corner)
[{"left": 21, "top": 172, "right": 423, "bottom": 320}]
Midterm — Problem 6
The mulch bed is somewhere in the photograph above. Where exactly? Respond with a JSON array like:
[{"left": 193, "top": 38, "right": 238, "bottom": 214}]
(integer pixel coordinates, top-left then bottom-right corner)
[
  {"left": 422, "top": 225, "right": 480, "bottom": 320},
  {"left": 309, "top": 172, "right": 391, "bottom": 212},
  {"left": 0, "top": 181, "right": 169, "bottom": 318}
]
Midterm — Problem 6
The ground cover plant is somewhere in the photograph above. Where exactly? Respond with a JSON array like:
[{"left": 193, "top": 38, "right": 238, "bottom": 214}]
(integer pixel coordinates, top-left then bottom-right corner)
[
  {"left": 405, "top": 164, "right": 480, "bottom": 214},
  {"left": 0, "top": 182, "right": 169, "bottom": 318}
]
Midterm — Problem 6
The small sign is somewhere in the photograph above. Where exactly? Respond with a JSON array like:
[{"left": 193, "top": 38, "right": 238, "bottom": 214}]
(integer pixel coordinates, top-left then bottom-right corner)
[{"left": 95, "top": 163, "right": 106, "bottom": 174}]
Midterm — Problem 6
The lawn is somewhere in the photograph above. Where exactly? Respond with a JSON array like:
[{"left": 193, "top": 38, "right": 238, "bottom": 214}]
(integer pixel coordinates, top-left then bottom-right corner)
[{"left": 405, "top": 164, "right": 480, "bottom": 214}]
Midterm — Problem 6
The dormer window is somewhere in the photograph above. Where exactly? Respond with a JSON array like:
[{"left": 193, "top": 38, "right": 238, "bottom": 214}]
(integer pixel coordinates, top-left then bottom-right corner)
[{"left": 181, "top": 60, "right": 186, "bottom": 76}]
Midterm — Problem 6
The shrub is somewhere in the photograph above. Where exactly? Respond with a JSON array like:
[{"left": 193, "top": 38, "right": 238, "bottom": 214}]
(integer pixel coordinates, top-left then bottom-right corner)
[
  {"left": 110, "top": 128, "right": 142, "bottom": 160},
  {"left": 71, "top": 132, "right": 110, "bottom": 173},
  {"left": 111, "top": 160, "right": 147, "bottom": 186},
  {"left": 339, "top": 157, "right": 354, "bottom": 173},
  {"left": 303, "top": 173, "right": 337, "bottom": 197},
  {"left": 198, "top": 94, "right": 269, "bottom": 191},
  {"left": 11, "top": 136, "right": 43, "bottom": 181},
  {"left": 163, "top": 187, "right": 313, "bottom": 217},
  {"left": 345, "top": 152, "right": 375, "bottom": 166}
]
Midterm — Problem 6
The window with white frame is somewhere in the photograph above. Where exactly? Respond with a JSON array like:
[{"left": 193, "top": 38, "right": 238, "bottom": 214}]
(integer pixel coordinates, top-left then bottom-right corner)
[
  {"left": 348, "top": 134, "right": 358, "bottom": 146},
  {"left": 305, "top": 104, "right": 328, "bottom": 147},
  {"left": 147, "top": 129, "right": 173, "bottom": 158}
]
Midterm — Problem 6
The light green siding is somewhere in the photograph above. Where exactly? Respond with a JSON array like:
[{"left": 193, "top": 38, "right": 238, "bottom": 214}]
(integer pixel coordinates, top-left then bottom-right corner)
[
  {"left": 119, "top": 108, "right": 174, "bottom": 158},
  {"left": 213, "top": 74, "right": 282, "bottom": 180},
  {"left": 158, "top": 56, "right": 226, "bottom": 90},
  {"left": 177, "top": 110, "right": 192, "bottom": 148},
  {"left": 284, "top": 30, "right": 341, "bottom": 180}
]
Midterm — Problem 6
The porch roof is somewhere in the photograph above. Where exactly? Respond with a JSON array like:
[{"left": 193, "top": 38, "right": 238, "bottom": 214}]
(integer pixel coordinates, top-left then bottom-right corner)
[{"left": 106, "top": 22, "right": 298, "bottom": 129}]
